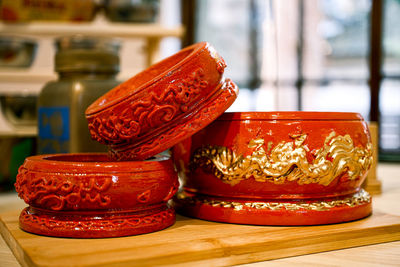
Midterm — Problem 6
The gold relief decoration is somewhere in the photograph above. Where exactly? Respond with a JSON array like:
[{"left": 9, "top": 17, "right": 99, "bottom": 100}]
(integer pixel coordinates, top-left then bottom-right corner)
[
  {"left": 190, "top": 132, "right": 373, "bottom": 186},
  {"left": 176, "top": 189, "right": 371, "bottom": 211}
]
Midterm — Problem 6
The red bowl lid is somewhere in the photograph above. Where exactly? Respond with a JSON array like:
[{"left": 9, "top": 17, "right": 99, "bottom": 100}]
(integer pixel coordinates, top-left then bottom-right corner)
[{"left": 85, "top": 42, "right": 238, "bottom": 160}]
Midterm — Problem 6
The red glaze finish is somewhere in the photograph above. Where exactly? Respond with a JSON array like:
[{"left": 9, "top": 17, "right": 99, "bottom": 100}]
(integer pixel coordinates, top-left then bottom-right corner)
[
  {"left": 15, "top": 153, "right": 178, "bottom": 238},
  {"left": 109, "top": 78, "right": 238, "bottom": 161},
  {"left": 86, "top": 42, "right": 237, "bottom": 161},
  {"left": 173, "top": 112, "right": 373, "bottom": 225}
]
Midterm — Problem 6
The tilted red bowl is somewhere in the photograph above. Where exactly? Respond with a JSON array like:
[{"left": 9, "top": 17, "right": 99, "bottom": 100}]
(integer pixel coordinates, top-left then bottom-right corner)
[
  {"left": 15, "top": 153, "right": 178, "bottom": 238},
  {"left": 173, "top": 111, "right": 373, "bottom": 225},
  {"left": 86, "top": 42, "right": 238, "bottom": 160}
]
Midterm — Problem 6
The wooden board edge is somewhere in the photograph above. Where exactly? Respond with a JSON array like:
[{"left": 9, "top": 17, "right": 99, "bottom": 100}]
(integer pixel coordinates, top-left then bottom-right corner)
[
  {"left": 115, "top": 219, "right": 400, "bottom": 266},
  {"left": 220, "top": 224, "right": 400, "bottom": 267},
  {"left": 0, "top": 214, "right": 36, "bottom": 267},
  {"left": 1, "top": 212, "right": 400, "bottom": 267}
]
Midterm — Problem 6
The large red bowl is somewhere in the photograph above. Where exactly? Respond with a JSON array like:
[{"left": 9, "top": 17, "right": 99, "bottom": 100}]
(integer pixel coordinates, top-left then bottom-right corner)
[
  {"left": 15, "top": 153, "right": 178, "bottom": 238},
  {"left": 173, "top": 112, "right": 373, "bottom": 225}
]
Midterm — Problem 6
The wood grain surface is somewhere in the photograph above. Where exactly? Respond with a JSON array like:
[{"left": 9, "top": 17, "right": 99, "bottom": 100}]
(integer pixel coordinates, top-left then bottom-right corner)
[{"left": 1, "top": 210, "right": 400, "bottom": 267}]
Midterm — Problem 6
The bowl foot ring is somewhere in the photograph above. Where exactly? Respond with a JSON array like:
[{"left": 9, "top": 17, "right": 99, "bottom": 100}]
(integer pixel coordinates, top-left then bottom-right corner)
[
  {"left": 19, "top": 204, "right": 175, "bottom": 238},
  {"left": 174, "top": 189, "right": 372, "bottom": 225}
]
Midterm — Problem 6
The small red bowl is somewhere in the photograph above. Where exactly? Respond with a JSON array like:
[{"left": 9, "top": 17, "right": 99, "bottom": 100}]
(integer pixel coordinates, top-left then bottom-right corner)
[
  {"left": 15, "top": 153, "right": 178, "bottom": 238},
  {"left": 86, "top": 42, "right": 237, "bottom": 160},
  {"left": 173, "top": 111, "right": 373, "bottom": 225}
]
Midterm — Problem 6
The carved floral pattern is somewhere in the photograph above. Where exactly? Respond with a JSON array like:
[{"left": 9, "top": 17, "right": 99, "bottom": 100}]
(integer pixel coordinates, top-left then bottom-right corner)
[
  {"left": 137, "top": 189, "right": 151, "bottom": 203},
  {"left": 190, "top": 132, "right": 373, "bottom": 186},
  {"left": 88, "top": 68, "right": 208, "bottom": 145},
  {"left": 15, "top": 166, "right": 112, "bottom": 211},
  {"left": 163, "top": 180, "right": 180, "bottom": 202},
  {"left": 206, "top": 44, "right": 227, "bottom": 74},
  {"left": 109, "top": 79, "right": 238, "bottom": 160},
  {"left": 216, "top": 57, "right": 227, "bottom": 74}
]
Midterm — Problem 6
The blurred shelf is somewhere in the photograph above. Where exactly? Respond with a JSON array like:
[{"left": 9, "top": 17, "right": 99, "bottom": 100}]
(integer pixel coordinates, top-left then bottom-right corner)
[
  {"left": 0, "top": 21, "right": 184, "bottom": 69},
  {"left": 0, "top": 72, "right": 55, "bottom": 84},
  {"left": 0, "top": 128, "right": 37, "bottom": 137},
  {"left": 0, "top": 69, "right": 143, "bottom": 86},
  {"left": 0, "top": 22, "right": 185, "bottom": 39}
]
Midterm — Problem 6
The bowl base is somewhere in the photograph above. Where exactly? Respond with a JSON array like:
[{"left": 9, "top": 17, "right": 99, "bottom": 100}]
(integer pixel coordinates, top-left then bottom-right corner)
[
  {"left": 19, "top": 204, "right": 175, "bottom": 238},
  {"left": 173, "top": 189, "right": 372, "bottom": 225}
]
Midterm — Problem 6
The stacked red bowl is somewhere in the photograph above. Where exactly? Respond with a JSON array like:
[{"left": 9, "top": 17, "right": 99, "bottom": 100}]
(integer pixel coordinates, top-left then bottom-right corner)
[
  {"left": 85, "top": 42, "right": 238, "bottom": 161},
  {"left": 15, "top": 42, "right": 238, "bottom": 238}
]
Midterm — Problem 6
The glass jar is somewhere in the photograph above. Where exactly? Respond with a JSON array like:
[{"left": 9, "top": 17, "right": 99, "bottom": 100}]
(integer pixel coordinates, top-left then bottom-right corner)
[{"left": 38, "top": 36, "right": 121, "bottom": 154}]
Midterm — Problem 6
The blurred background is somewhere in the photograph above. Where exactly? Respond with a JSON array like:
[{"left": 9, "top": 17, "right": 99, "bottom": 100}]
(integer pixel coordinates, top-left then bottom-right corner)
[{"left": 0, "top": 0, "right": 398, "bottom": 189}]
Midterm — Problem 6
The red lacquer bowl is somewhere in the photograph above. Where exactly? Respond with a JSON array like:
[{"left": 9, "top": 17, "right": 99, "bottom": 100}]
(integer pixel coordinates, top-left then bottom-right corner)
[
  {"left": 173, "top": 112, "right": 373, "bottom": 225},
  {"left": 15, "top": 153, "right": 179, "bottom": 238},
  {"left": 86, "top": 42, "right": 238, "bottom": 161}
]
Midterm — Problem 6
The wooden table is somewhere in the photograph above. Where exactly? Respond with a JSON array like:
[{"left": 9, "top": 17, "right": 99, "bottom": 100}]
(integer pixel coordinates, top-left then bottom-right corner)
[{"left": 1, "top": 163, "right": 399, "bottom": 266}]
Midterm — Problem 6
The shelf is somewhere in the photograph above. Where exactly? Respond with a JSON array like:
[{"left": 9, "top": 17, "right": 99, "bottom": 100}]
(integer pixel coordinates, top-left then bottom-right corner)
[
  {"left": 0, "top": 72, "right": 55, "bottom": 84},
  {"left": 0, "top": 20, "right": 185, "bottom": 67},
  {"left": 0, "top": 69, "right": 147, "bottom": 87},
  {"left": 0, "top": 128, "right": 37, "bottom": 137},
  {"left": 0, "top": 22, "right": 185, "bottom": 39}
]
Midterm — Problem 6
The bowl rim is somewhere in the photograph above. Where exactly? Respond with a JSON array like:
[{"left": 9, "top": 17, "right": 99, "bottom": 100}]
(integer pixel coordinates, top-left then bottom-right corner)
[
  {"left": 217, "top": 111, "right": 365, "bottom": 121},
  {"left": 20, "top": 153, "right": 172, "bottom": 173},
  {"left": 86, "top": 41, "right": 209, "bottom": 115}
]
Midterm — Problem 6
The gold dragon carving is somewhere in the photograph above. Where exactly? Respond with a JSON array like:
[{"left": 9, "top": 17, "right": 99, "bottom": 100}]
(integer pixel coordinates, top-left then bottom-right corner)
[{"left": 190, "top": 132, "right": 373, "bottom": 186}]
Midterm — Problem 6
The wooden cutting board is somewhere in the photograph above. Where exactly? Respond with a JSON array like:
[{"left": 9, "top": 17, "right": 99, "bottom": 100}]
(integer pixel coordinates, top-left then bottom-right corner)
[{"left": 1, "top": 210, "right": 400, "bottom": 267}]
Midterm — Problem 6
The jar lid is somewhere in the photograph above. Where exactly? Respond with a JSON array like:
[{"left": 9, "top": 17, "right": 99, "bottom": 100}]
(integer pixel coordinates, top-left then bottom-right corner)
[
  {"left": 86, "top": 42, "right": 238, "bottom": 160},
  {"left": 55, "top": 35, "right": 120, "bottom": 74}
]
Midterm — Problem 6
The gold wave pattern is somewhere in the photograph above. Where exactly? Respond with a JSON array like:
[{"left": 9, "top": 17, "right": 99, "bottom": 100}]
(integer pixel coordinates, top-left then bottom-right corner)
[{"left": 190, "top": 132, "right": 373, "bottom": 186}]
